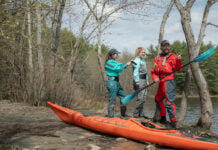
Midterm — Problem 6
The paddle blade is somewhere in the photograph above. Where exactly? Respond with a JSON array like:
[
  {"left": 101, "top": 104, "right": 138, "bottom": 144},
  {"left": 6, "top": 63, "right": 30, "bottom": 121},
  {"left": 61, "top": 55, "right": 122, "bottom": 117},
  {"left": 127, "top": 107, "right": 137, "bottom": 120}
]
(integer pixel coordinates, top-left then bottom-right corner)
[
  {"left": 193, "top": 46, "right": 215, "bottom": 62},
  {"left": 121, "top": 92, "right": 137, "bottom": 104}
]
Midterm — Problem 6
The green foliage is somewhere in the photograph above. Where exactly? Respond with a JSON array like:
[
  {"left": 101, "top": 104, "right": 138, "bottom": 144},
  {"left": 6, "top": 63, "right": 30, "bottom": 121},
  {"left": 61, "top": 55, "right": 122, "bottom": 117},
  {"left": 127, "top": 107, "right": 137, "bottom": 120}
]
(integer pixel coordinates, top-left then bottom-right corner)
[
  {"left": 170, "top": 41, "right": 188, "bottom": 93},
  {"left": 200, "top": 44, "right": 218, "bottom": 94},
  {"left": 58, "top": 29, "right": 104, "bottom": 59},
  {"left": 59, "top": 28, "right": 77, "bottom": 58},
  {"left": 102, "top": 44, "right": 109, "bottom": 54},
  {"left": 146, "top": 44, "right": 157, "bottom": 59},
  {"left": 92, "top": 44, "right": 109, "bottom": 54}
]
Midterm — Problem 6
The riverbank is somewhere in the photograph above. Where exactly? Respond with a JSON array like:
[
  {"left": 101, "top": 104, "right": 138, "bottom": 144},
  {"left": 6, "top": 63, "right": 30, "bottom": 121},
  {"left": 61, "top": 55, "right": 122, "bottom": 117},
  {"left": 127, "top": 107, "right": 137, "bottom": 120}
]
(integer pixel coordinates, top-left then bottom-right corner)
[{"left": 0, "top": 100, "right": 174, "bottom": 150}]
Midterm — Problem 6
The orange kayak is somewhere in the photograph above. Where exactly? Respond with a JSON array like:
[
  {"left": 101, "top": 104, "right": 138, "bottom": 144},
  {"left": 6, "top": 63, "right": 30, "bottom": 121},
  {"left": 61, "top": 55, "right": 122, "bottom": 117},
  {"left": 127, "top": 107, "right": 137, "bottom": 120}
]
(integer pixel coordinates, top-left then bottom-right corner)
[{"left": 47, "top": 101, "right": 218, "bottom": 150}]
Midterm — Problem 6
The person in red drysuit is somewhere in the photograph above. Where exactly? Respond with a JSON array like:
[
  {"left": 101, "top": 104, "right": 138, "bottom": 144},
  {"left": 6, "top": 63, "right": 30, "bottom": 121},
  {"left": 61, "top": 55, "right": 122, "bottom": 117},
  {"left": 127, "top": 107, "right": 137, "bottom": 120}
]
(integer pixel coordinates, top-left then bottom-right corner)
[{"left": 151, "top": 40, "right": 182, "bottom": 128}]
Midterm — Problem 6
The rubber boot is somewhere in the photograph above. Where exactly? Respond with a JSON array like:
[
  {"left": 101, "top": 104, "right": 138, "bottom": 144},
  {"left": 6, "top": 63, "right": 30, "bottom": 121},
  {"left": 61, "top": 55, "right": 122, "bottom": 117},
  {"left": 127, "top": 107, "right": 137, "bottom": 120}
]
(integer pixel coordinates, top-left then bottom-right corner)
[
  {"left": 140, "top": 113, "right": 149, "bottom": 119},
  {"left": 108, "top": 99, "right": 115, "bottom": 118},
  {"left": 160, "top": 116, "right": 167, "bottom": 124},
  {"left": 120, "top": 106, "right": 127, "bottom": 120},
  {"left": 170, "top": 122, "right": 176, "bottom": 128}
]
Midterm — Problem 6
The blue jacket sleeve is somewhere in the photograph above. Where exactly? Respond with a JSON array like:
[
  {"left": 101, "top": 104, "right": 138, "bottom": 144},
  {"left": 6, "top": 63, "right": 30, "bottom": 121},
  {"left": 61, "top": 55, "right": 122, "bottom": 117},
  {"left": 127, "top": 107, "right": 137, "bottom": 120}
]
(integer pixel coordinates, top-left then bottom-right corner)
[
  {"left": 132, "top": 58, "right": 140, "bottom": 82},
  {"left": 105, "top": 60, "right": 127, "bottom": 72}
]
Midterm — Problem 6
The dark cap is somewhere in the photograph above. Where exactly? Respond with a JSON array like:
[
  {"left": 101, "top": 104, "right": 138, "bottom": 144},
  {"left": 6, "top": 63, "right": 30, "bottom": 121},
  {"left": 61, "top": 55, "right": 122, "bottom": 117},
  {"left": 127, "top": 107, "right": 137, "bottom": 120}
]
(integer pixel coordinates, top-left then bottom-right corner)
[
  {"left": 161, "top": 40, "right": 170, "bottom": 46},
  {"left": 109, "top": 48, "right": 120, "bottom": 55}
]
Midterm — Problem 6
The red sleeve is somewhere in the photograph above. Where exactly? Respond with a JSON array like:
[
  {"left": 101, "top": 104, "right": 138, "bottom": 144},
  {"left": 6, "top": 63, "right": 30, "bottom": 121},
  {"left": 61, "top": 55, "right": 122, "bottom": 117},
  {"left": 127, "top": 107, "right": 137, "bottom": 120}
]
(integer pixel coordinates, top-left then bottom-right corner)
[
  {"left": 170, "top": 53, "right": 182, "bottom": 72},
  {"left": 175, "top": 59, "right": 182, "bottom": 72},
  {"left": 151, "top": 56, "right": 159, "bottom": 81}
]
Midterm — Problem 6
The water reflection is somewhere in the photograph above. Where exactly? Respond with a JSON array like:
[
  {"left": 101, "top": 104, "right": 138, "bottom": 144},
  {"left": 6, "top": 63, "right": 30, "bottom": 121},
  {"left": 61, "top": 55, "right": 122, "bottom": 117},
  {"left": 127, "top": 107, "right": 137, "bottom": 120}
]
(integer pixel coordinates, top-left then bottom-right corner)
[{"left": 127, "top": 97, "right": 218, "bottom": 134}]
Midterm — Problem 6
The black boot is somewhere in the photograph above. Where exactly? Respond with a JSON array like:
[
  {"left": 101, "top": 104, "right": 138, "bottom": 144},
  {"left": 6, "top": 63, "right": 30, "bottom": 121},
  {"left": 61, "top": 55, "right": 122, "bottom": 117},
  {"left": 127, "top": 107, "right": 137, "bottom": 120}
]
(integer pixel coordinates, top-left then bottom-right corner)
[
  {"left": 120, "top": 106, "right": 128, "bottom": 120},
  {"left": 170, "top": 122, "right": 176, "bottom": 128},
  {"left": 139, "top": 113, "right": 149, "bottom": 119},
  {"left": 160, "top": 116, "right": 167, "bottom": 124}
]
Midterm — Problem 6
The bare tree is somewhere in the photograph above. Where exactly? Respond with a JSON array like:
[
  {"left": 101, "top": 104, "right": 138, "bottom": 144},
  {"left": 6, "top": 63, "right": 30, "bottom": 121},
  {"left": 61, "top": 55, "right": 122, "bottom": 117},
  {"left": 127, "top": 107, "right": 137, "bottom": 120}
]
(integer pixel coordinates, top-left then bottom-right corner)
[
  {"left": 175, "top": 0, "right": 217, "bottom": 129},
  {"left": 67, "top": 0, "right": 99, "bottom": 81},
  {"left": 83, "top": 0, "right": 148, "bottom": 84},
  {"left": 18, "top": 9, "right": 28, "bottom": 102},
  {"left": 35, "top": 1, "right": 45, "bottom": 106},
  {"left": 157, "top": 0, "right": 174, "bottom": 54},
  {"left": 49, "top": 0, "right": 66, "bottom": 101},
  {"left": 51, "top": 0, "right": 66, "bottom": 54},
  {"left": 27, "top": 0, "right": 34, "bottom": 102},
  {"left": 177, "top": 67, "right": 191, "bottom": 127}
]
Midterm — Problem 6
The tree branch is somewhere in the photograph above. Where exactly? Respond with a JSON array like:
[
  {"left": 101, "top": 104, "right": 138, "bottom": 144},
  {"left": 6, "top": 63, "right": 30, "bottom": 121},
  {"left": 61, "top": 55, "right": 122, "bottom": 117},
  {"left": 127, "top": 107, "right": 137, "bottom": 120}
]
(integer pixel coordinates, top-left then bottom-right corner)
[
  {"left": 174, "top": 0, "right": 184, "bottom": 12},
  {"left": 207, "top": 22, "right": 218, "bottom": 27},
  {"left": 196, "top": 0, "right": 216, "bottom": 51},
  {"left": 100, "top": 0, "right": 107, "bottom": 20},
  {"left": 185, "top": 0, "right": 195, "bottom": 10},
  {"left": 175, "top": 0, "right": 196, "bottom": 49},
  {"left": 83, "top": 0, "right": 99, "bottom": 21},
  {"left": 102, "top": 0, "right": 147, "bottom": 23},
  {"left": 158, "top": 0, "right": 174, "bottom": 54},
  {"left": 80, "top": 0, "right": 98, "bottom": 36}
]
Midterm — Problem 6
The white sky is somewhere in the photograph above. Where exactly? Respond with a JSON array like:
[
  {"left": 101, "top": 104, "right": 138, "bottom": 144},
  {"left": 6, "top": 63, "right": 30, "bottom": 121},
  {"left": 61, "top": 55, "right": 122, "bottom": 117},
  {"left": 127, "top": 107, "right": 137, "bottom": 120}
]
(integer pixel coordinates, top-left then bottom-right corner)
[{"left": 63, "top": 0, "right": 218, "bottom": 54}]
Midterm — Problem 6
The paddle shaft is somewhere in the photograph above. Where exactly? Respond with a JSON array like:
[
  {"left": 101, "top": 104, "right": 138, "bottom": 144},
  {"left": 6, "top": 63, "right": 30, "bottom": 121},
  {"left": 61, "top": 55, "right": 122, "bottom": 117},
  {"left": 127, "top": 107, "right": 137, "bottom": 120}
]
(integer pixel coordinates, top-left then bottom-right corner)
[{"left": 135, "top": 60, "right": 194, "bottom": 94}]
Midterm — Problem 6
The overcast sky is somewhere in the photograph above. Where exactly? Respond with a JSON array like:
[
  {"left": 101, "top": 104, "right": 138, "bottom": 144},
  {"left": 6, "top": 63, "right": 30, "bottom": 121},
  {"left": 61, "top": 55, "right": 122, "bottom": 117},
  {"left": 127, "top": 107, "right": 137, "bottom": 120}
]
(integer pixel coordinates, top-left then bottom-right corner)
[
  {"left": 63, "top": 0, "right": 218, "bottom": 54},
  {"left": 101, "top": 1, "right": 218, "bottom": 54}
]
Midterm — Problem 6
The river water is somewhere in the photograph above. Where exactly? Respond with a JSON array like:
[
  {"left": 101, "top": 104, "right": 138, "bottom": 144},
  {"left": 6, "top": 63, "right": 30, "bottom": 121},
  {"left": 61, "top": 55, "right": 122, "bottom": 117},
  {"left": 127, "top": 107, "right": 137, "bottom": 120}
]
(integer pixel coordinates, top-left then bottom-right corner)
[{"left": 127, "top": 97, "right": 218, "bottom": 135}]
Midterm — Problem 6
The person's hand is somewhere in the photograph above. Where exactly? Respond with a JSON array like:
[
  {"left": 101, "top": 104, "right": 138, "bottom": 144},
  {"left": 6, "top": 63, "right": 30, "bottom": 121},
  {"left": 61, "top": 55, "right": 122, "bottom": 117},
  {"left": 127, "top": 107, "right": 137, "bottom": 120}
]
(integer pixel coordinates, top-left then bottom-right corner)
[
  {"left": 177, "top": 54, "right": 182, "bottom": 60},
  {"left": 130, "top": 59, "right": 137, "bottom": 65},
  {"left": 154, "top": 78, "right": 160, "bottom": 83},
  {"left": 135, "top": 82, "right": 140, "bottom": 86},
  {"left": 126, "top": 61, "right": 131, "bottom": 66},
  {"left": 147, "top": 81, "right": 149, "bottom": 85}
]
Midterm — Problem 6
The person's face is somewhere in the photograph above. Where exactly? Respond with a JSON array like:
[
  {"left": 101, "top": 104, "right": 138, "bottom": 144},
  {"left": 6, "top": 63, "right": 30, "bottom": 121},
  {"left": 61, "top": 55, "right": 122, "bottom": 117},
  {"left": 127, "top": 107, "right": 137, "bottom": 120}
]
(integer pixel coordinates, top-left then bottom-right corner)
[
  {"left": 161, "top": 44, "right": 170, "bottom": 53},
  {"left": 112, "top": 53, "right": 118, "bottom": 59},
  {"left": 139, "top": 49, "right": 146, "bottom": 58}
]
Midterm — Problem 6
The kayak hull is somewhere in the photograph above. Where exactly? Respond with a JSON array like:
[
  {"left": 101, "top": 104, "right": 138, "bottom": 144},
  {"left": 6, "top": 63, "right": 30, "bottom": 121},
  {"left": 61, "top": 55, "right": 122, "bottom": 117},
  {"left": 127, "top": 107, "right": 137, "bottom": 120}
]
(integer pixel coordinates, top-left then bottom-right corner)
[{"left": 47, "top": 101, "right": 218, "bottom": 150}]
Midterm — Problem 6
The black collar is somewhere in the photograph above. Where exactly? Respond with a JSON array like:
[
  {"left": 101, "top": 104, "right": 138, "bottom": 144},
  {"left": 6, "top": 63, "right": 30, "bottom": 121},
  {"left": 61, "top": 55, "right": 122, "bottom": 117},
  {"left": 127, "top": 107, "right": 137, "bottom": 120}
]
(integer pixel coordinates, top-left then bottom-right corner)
[{"left": 160, "top": 52, "right": 169, "bottom": 57}]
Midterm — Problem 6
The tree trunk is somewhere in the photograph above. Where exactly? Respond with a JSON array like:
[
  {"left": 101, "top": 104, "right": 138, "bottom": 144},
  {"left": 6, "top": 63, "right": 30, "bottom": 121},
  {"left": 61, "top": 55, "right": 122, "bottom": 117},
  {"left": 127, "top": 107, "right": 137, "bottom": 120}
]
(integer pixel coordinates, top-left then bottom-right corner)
[
  {"left": 67, "top": 39, "right": 80, "bottom": 81},
  {"left": 67, "top": 1, "right": 97, "bottom": 81},
  {"left": 68, "top": 40, "right": 88, "bottom": 81},
  {"left": 175, "top": 0, "right": 214, "bottom": 129},
  {"left": 51, "top": 0, "right": 66, "bottom": 53},
  {"left": 177, "top": 67, "right": 191, "bottom": 127},
  {"left": 157, "top": 0, "right": 174, "bottom": 54},
  {"left": 97, "top": 22, "right": 107, "bottom": 85},
  {"left": 27, "top": 0, "right": 34, "bottom": 103},
  {"left": 36, "top": 2, "right": 45, "bottom": 106},
  {"left": 50, "top": 0, "right": 66, "bottom": 102},
  {"left": 191, "top": 63, "right": 213, "bottom": 128},
  {"left": 18, "top": 11, "right": 27, "bottom": 102},
  {"left": 184, "top": 26, "right": 213, "bottom": 129}
]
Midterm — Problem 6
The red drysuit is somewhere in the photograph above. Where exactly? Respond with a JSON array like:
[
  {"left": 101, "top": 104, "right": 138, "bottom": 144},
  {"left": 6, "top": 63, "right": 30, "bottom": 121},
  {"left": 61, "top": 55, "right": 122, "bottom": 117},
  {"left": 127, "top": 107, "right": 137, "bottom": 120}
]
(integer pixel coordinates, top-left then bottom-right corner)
[{"left": 151, "top": 52, "right": 182, "bottom": 122}]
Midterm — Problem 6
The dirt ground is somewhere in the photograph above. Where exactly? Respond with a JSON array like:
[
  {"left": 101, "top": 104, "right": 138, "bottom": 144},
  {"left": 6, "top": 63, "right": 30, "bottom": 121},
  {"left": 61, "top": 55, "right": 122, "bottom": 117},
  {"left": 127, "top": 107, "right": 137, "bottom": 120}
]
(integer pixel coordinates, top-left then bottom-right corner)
[{"left": 0, "top": 100, "right": 175, "bottom": 150}]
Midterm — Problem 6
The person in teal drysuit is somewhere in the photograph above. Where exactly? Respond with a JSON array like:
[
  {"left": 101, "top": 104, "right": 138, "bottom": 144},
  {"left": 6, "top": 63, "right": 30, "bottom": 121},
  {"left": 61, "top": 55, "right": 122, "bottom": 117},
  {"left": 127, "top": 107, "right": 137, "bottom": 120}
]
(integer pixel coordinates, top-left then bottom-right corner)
[
  {"left": 105, "top": 48, "right": 131, "bottom": 119},
  {"left": 132, "top": 47, "right": 149, "bottom": 118}
]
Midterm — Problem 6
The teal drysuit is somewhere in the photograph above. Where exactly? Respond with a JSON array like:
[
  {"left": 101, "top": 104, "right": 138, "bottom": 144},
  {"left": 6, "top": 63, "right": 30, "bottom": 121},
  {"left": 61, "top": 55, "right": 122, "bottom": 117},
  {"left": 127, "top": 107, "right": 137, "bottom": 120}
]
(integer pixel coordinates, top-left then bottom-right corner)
[
  {"left": 105, "top": 59, "right": 127, "bottom": 77},
  {"left": 105, "top": 59, "right": 127, "bottom": 118},
  {"left": 132, "top": 57, "right": 148, "bottom": 118},
  {"left": 132, "top": 57, "right": 148, "bottom": 82}
]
